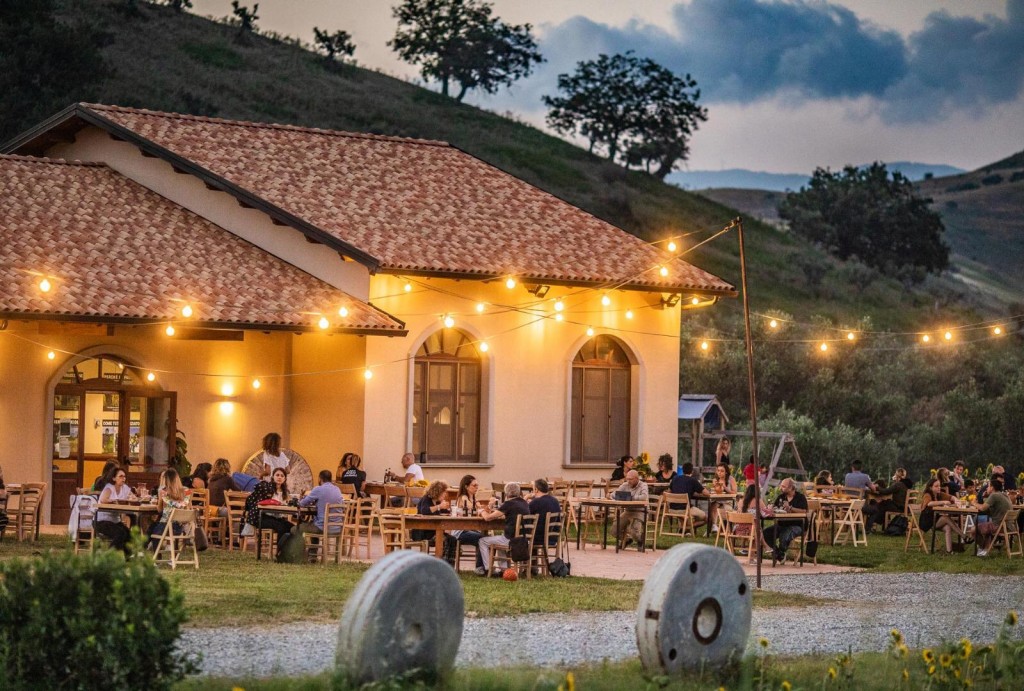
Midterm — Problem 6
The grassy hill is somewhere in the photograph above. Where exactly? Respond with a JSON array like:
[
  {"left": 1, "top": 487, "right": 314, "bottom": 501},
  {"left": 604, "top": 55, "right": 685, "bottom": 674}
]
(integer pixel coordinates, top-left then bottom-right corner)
[{"left": 20, "top": 0, "right": 1011, "bottom": 326}]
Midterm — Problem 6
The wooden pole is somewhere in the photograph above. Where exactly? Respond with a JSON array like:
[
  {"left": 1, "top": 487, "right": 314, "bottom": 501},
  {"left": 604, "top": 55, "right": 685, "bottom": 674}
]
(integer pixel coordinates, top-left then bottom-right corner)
[{"left": 736, "top": 218, "right": 762, "bottom": 589}]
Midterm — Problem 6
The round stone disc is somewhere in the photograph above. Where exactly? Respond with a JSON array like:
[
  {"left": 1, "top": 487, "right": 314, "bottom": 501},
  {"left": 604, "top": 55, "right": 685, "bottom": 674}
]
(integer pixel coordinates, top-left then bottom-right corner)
[
  {"left": 636, "top": 543, "right": 751, "bottom": 673},
  {"left": 242, "top": 448, "right": 314, "bottom": 494},
  {"left": 336, "top": 550, "right": 464, "bottom": 685}
]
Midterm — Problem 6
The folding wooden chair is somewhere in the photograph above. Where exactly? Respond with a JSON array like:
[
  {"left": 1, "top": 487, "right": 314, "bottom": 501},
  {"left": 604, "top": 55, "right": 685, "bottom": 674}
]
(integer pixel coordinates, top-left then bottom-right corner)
[
  {"left": 406, "top": 486, "right": 427, "bottom": 507},
  {"left": 490, "top": 514, "right": 538, "bottom": 578},
  {"left": 303, "top": 503, "right": 347, "bottom": 564},
  {"left": 904, "top": 504, "right": 929, "bottom": 553},
  {"left": 190, "top": 488, "right": 226, "bottom": 549},
  {"left": 153, "top": 508, "right": 199, "bottom": 570},
  {"left": 73, "top": 493, "right": 97, "bottom": 554},
  {"left": 836, "top": 486, "right": 865, "bottom": 499},
  {"left": 724, "top": 511, "right": 756, "bottom": 559},
  {"left": 659, "top": 492, "right": 702, "bottom": 538},
  {"left": 337, "top": 483, "right": 357, "bottom": 498},
  {"left": 885, "top": 489, "right": 918, "bottom": 530},
  {"left": 833, "top": 499, "right": 867, "bottom": 546},
  {"left": 995, "top": 509, "right": 1022, "bottom": 558},
  {"left": 782, "top": 501, "right": 817, "bottom": 566}
]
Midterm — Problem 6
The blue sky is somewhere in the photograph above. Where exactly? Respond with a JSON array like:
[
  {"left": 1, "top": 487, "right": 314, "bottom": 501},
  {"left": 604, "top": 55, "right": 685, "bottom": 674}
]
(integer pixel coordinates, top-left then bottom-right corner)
[{"left": 191, "top": 0, "right": 1024, "bottom": 173}]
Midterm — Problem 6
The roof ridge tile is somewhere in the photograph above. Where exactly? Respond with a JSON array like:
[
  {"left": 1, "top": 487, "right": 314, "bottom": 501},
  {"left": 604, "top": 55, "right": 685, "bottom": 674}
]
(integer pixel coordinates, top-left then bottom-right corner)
[{"left": 0, "top": 153, "right": 105, "bottom": 168}]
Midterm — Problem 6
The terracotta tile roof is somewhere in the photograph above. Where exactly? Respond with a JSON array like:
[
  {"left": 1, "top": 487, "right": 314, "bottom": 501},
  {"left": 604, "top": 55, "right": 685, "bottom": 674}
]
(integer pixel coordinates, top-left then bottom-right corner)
[
  {"left": 0, "top": 154, "right": 405, "bottom": 333},
  {"left": 81, "top": 104, "right": 735, "bottom": 295}
]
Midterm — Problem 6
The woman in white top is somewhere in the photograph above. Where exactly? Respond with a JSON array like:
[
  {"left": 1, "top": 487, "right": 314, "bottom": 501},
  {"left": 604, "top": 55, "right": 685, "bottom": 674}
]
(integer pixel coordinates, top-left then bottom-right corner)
[
  {"left": 96, "top": 467, "right": 137, "bottom": 553},
  {"left": 260, "top": 432, "right": 289, "bottom": 478}
]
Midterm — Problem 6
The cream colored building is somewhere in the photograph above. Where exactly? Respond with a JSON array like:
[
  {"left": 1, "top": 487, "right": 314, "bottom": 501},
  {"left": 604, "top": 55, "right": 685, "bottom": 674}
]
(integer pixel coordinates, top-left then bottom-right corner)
[{"left": 2, "top": 104, "right": 734, "bottom": 523}]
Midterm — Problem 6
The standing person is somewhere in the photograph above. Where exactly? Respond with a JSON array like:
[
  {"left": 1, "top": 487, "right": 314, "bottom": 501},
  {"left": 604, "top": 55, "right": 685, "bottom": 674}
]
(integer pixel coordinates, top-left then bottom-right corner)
[
  {"left": 762, "top": 478, "right": 808, "bottom": 564},
  {"left": 651, "top": 454, "right": 676, "bottom": 482},
  {"left": 95, "top": 467, "right": 138, "bottom": 554},
  {"left": 615, "top": 470, "right": 649, "bottom": 546},
  {"left": 668, "top": 462, "right": 709, "bottom": 524},
  {"left": 298, "top": 469, "right": 345, "bottom": 537},
  {"left": 843, "top": 461, "right": 877, "bottom": 492},
  {"left": 715, "top": 438, "right": 732, "bottom": 465},
  {"left": 148, "top": 468, "right": 189, "bottom": 549},
  {"left": 709, "top": 462, "right": 738, "bottom": 532},
  {"left": 610, "top": 455, "right": 635, "bottom": 482},
  {"left": 340, "top": 453, "right": 367, "bottom": 497},
  {"left": 919, "top": 478, "right": 966, "bottom": 554},
  {"left": 864, "top": 468, "right": 911, "bottom": 533},
  {"left": 742, "top": 455, "right": 757, "bottom": 484},
  {"left": 260, "top": 432, "right": 289, "bottom": 478},
  {"left": 976, "top": 477, "right": 1011, "bottom": 557},
  {"left": 207, "top": 458, "right": 238, "bottom": 518},
  {"left": 478, "top": 483, "right": 531, "bottom": 576},
  {"left": 452, "top": 475, "right": 485, "bottom": 574}
]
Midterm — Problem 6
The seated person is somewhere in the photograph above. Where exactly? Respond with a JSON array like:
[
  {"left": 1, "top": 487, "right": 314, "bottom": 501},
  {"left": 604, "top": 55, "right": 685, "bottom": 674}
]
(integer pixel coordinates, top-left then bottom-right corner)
[
  {"left": 814, "top": 470, "right": 834, "bottom": 490},
  {"left": 615, "top": 470, "right": 649, "bottom": 546},
  {"left": 709, "top": 462, "right": 738, "bottom": 532},
  {"left": 298, "top": 469, "right": 345, "bottom": 535},
  {"left": 339, "top": 453, "right": 367, "bottom": 497},
  {"left": 148, "top": 468, "right": 189, "bottom": 549},
  {"left": 667, "top": 462, "right": 709, "bottom": 523},
  {"left": 241, "top": 468, "right": 292, "bottom": 552},
  {"left": 610, "top": 455, "right": 635, "bottom": 482},
  {"left": 411, "top": 481, "right": 450, "bottom": 543},
  {"left": 762, "top": 478, "right": 808, "bottom": 563},
  {"left": 95, "top": 467, "right": 138, "bottom": 554},
  {"left": 976, "top": 477, "right": 1011, "bottom": 557},
  {"left": 843, "top": 461, "right": 877, "bottom": 492},
  {"left": 452, "top": 475, "right": 485, "bottom": 571},
  {"left": 528, "top": 478, "right": 562, "bottom": 542},
  {"left": 478, "top": 483, "right": 530, "bottom": 576},
  {"left": 920, "top": 477, "right": 966, "bottom": 554},
  {"left": 207, "top": 458, "right": 239, "bottom": 517},
  {"left": 650, "top": 454, "right": 676, "bottom": 483},
  {"left": 864, "top": 468, "right": 911, "bottom": 533}
]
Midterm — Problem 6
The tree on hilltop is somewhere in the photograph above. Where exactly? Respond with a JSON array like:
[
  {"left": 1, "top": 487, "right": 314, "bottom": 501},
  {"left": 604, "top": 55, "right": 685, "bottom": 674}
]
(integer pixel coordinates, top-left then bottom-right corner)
[
  {"left": 779, "top": 163, "right": 949, "bottom": 282},
  {"left": 389, "top": 0, "right": 543, "bottom": 102},
  {"left": 313, "top": 27, "right": 356, "bottom": 62},
  {"left": 543, "top": 51, "right": 706, "bottom": 179},
  {"left": 230, "top": 1, "right": 258, "bottom": 39}
]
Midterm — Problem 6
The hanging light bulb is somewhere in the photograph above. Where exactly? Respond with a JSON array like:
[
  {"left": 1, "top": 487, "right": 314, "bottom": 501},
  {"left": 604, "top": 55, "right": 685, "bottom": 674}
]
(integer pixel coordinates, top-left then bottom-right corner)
[
  {"left": 338, "top": 306, "right": 349, "bottom": 318},
  {"left": 505, "top": 277, "right": 517, "bottom": 290},
  {"left": 625, "top": 309, "right": 634, "bottom": 319},
  {"left": 364, "top": 368, "right": 373, "bottom": 380},
  {"left": 847, "top": 332, "right": 856, "bottom": 341},
  {"left": 667, "top": 241, "right": 678, "bottom": 252},
  {"left": 554, "top": 300, "right": 564, "bottom": 312},
  {"left": 318, "top": 316, "right": 330, "bottom": 330},
  {"left": 659, "top": 266, "right": 669, "bottom": 277},
  {"left": 700, "top": 341, "right": 709, "bottom": 351},
  {"left": 221, "top": 383, "right": 234, "bottom": 397},
  {"left": 146, "top": 372, "right": 156, "bottom": 382},
  {"left": 39, "top": 278, "right": 52, "bottom": 293},
  {"left": 819, "top": 343, "right": 828, "bottom": 352},
  {"left": 476, "top": 302, "right": 485, "bottom": 313},
  {"left": 586, "top": 327, "right": 595, "bottom": 337},
  {"left": 479, "top": 342, "right": 489, "bottom": 353},
  {"left": 921, "top": 334, "right": 931, "bottom": 343},
  {"left": 252, "top": 378, "right": 262, "bottom": 390},
  {"left": 181, "top": 304, "right": 193, "bottom": 318},
  {"left": 404, "top": 282, "right": 413, "bottom": 292},
  {"left": 769, "top": 319, "right": 778, "bottom": 329},
  {"left": 554, "top": 313, "right": 564, "bottom": 322},
  {"left": 994, "top": 326, "right": 1003, "bottom": 336},
  {"left": 944, "top": 330, "right": 953, "bottom": 341},
  {"left": 443, "top": 314, "right": 455, "bottom": 329},
  {"left": 165, "top": 325, "right": 175, "bottom": 337},
  {"left": 601, "top": 294, "right": 611, "bottom": 307},
  {"left": 47, "top": 350, "right": 56, "bottom": 360},
  {"left": 691, "top": 297, "right": 700, "bottom": 305}
]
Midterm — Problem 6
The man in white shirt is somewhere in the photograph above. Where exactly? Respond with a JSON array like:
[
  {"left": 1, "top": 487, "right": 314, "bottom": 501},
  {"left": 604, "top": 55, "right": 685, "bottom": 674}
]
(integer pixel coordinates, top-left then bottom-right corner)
[{"left": 398, "top": 452, "right": 425, "bottom": 484}]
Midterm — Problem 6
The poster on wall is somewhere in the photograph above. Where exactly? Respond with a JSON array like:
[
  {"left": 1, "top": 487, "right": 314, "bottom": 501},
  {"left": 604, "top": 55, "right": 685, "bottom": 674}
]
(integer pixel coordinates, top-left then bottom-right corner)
[{"left": 102, "top": 419, "right": 118, "bottom": 455}]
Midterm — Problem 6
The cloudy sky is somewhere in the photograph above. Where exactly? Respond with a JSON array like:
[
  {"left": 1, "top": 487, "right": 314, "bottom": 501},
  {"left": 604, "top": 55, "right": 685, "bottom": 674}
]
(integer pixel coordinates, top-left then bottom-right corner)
[{"left": 191, "top": 0, "right": 1024, "bottom": 173}]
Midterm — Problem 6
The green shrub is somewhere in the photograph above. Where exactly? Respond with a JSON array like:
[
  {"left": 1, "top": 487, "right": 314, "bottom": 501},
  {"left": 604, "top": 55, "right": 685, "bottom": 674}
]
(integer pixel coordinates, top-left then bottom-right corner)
[{"left": 0, "top": 539, "right": 195, "bottom": 690}]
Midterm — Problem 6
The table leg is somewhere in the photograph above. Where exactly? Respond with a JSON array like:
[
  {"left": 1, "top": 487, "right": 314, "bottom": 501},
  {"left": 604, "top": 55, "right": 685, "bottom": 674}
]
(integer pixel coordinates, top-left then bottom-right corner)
[
  {"left": 602, "top": 507, "right": 609, "bottom": 550},
  {"left": 799, "top": 516, "right": 806, "bottom": 565},
  {"left": 640, "top": 506, "right": 647, "bottom": 553},
  {"left": 434, "top": 527, "right": 444, "bottom": 558},
  {"left": 614, "top": 507, "right": 620, "bottom": 553},
  {"left": 576, "top": 503, "right": 583, "bottom": 550},
  {"left": 930, "top": 519, "right": 937, "bottom": 554},
  {"left": 257, "top": 511, "right": 264, "bottom": 561}
]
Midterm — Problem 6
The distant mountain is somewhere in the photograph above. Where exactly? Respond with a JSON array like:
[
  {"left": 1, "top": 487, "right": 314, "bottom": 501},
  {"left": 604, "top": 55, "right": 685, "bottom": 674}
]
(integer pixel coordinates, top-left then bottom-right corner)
[{"left": 668, "top": 162, "right": 966, "bottom": 191}]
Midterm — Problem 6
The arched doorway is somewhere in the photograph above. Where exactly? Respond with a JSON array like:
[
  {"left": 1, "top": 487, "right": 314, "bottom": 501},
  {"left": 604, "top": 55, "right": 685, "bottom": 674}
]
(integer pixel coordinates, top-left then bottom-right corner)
[
  {"left": 50, "top": 354, "right": 176, "bottom": 524},
  {"left": 569, "top": 335, "right": 634, "bottom": 464}
]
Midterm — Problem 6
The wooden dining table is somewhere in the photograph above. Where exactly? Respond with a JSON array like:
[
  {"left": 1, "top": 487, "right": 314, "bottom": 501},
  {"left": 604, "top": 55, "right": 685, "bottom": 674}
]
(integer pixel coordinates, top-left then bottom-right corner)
[
  {"left": 931, "top": 505, "right": 979, "bottom": 554},
  {"left": 575, "top": 497, "right": 649, "bottom": 553},
  {"left": 256, "top": 504, "right": 316, "bottom": 560},
  {"left": 758, "top": 511, "right": 808, "bottom": 566},
  {"left": 813, "top": 496, "right": 854, "bottom": 544},
  {"left": 401, "top": 514, "right": 497, "bottom": 558},
  {"left": 95, "top": 502, "right": 161, "bottom": 535}
]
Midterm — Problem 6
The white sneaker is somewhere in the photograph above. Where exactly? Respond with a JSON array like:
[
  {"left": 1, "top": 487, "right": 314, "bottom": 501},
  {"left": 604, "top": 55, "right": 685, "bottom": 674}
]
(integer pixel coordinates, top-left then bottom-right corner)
[
  {"left": 976, "top": 548, "right": 988, "bottom": 557},
  {"left": 711, "top": 524, "right": 720, "bottom": 533}
]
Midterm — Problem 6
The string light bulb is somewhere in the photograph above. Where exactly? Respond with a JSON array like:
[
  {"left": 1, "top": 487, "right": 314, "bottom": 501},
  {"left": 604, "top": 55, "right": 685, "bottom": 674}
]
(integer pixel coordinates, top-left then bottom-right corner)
[
  {"left": 691, "top": 297, "right": 700, "bottom": 305},
  {"left": 554, "top": 313, "right": 564, "bottom": 322},
  {"left": 318, "top": 316, "right": 330, "bottom": 330},
  {"left": 601, "top": 294, "right": 611, "bottom": 307},
  {"left": 165, "top": 325, "right": 175, "bottom": 337},
  {"left": 252, "top": 378, "right": 262, "bottom": 390},
  {"left": 181, "top": 304, "right": 193, "bottom": 318},
  {"left": 554, "top": 300, "right": 564, "bottom": 312},
  {"left": 586, "top": 327, "right": 595, "bottom": 337},
  {"left": 220, "top": 383, "right": 234, "bottom": 397},
  {"left": 505, "top": 277, "right": 516, "bottom": 290},
  {"left": 659, "top": 266, "right": 669, "bottom": 277},
  {"left": 47, "top": 350, "right": 56, "bottom": 360},
  {"left": 921, "top": 334, "right": 931, "bottom": 343},
  {"left": 944, "top": 330, "right": 953, "bottom": 341},
  {"left": 769, "top": 319, "right": 778, "bottom": 329},
  {"left": 994, "top": 326, "right": 1003, "bottom": 336},
  {"left": 404, "top": 282, "right": 413, "bottom": 292},
  {"left": 625, "top": 310, "right": 634, "bottom": 320},
  {"left": 700, "top": 341, "right": 709, "bottom": 351},
  {"left": 476, "top": 302, "right": 485, "bottom": 313},
  {"left": 819, "top": 343, "right": 828, "bottom": 352},
  {"left": 443, "top": 314, "right": 455, "bottom": 329},
  {"left": 338, "top": 306, "right": 349, "bottom": 318},
  {"left": 479, "top": 342, "right": 489, "bottom": 353},
  {"left": 667, "top": 241, "right": 678, "bottom": 252},
  {"left": 847, "top": 332, "right": 856, "bottom": 341},
  {"left": 363, "top": 368, "right": 373, "bottom": 380},
  {"left": 146, "top": 372, "right": 156, "bottom": 382},
  {"left": 39, "top": 278, "right": 51, "bottom": 293}
]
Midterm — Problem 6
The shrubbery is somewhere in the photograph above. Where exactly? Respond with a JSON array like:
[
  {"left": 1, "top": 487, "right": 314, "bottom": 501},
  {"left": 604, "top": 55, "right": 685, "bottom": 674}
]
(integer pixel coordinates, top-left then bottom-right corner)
[{"left": 0, "top": 538, "right": 195, "bottom": 690}]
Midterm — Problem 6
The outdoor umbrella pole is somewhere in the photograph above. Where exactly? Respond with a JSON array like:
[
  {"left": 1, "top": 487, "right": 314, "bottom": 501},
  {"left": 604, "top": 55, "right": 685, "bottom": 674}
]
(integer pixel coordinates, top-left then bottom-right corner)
[{"left": 736, "top": 217, "right": 762, "bottom": 589}]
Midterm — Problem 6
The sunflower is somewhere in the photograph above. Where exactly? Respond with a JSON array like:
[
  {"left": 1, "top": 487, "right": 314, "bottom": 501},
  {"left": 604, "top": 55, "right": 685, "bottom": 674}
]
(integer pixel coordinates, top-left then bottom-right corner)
[
  {"left": 902, "top": 669, "right": 909, "bottom": 681},
  {"left": 781, "top": 682, "right": 792, "bottom": 691},
  {"left": 939, "top": 653, "right": 953, "bottom": 668},
  {"left": 759, "top": 637, "right": 770, "bottom": 648},
  {"left": 828, "top": 667, "right": 837, "bottom": 679},
  {"left": 922, "top": 649, "right": 935, "bottom": 664},
  {"left": 928, "top": 665, "right": 936, "bottom": 676},
  {"left": 960, "top": 638, "right": 973, "bottom": 658},
  {"left": 1007, "top": 610, "right": 1019, "bottom": 626}
]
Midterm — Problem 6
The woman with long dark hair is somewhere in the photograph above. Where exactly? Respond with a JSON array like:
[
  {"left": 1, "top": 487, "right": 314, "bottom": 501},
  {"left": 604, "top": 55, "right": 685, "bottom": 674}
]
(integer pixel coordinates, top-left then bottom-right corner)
[{"left": 920, "top": 477, "right": 966, "bottom": 554}]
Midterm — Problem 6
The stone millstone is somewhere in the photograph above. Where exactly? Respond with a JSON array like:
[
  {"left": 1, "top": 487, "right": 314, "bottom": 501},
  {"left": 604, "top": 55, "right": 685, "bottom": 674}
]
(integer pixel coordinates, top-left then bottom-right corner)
[
  {"left": 336, "top": 550, "right": 464, "bottom": 685},
  {"left": 636, "top": 543, "right": 751, "bottom": 673}
]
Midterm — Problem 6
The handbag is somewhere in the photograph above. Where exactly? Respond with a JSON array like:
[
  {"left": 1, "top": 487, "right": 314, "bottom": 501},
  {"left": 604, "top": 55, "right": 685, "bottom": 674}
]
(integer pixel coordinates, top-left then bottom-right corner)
[
  {"left": 548, "top": 557, "right": 570, "bottom": 577},
  {"left": 508, "top": 536, "right": 530, "bottom": 562},
  {"left": 193, "top": 525, "right": 209, "bottom": 552}
]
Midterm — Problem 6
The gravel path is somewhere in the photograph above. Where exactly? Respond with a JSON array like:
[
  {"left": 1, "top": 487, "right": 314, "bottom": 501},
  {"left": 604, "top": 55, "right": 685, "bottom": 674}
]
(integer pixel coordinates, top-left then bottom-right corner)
[{"left": 182, "top": 572, "right": 1024, "bottom": 678}]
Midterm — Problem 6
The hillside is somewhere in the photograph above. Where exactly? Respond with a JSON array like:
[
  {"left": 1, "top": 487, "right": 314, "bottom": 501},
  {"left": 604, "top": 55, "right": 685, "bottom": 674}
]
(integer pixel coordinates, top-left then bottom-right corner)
[
  {"left": 668, "top": 162, "right": 964, "bottom": 192},
  {"left": 9, "top": 0, "right": 1007, "bottom": 326}
]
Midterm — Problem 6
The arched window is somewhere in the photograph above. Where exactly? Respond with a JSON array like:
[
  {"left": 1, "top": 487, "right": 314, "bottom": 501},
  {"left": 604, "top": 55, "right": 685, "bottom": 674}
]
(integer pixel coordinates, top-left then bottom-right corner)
[
  {"left": 412, "top": 330, "right": 481, "bottom": 463},
  {"left": 570, "top": 335, "right": 632, "bottom": 464}
]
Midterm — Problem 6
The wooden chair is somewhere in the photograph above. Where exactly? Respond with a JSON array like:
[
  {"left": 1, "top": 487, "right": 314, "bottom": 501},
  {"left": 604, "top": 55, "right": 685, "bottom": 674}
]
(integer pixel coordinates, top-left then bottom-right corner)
[
  {"left": 531, "top": 512, "right": 563, "bottom": 576},
  {"left": 994, "top": 510, "right": 1022, "bottom": 558},
  {"left": 341, "top": 498, "right": 374, "bottom": 559},
  {"left": 904, "top": 504, "right": 929, "bottom": 554},
  {"left": 15, "top": 483, "right": 47, "bottom": 542},
  {"left": 489, "top": 514, "right": 538, "bottom": 578},
  {"left": 338, "top": 483, "right": 357, "bottom": 498},
  {"left": 379, "top": 514, "right": 429, "bottom": 554},
  {"left": 384, "top": 484, "right": 408, "bottom": 508},
  {"left": 303, "top": 503, "right": 347, "bottom": 564},
  {"left": 406, "top": 486, "right": 427, "bottom": 507},
  {"left": 645, "top": 494, "right": 663, "bottom": 551},
  {"left": 189, "top": 488, "right": 226, "bottom": 549},
  {"left": 833, "top": 499, "right": 867, "bottom": 546},
  {"left": 782, "top": 501, "right": 818, "bottom": 566},
  {"left": 0, "top": 493, "right": 8, "bottom": 542},
  {"left": 153, "top": 508, "right": 199, "bottom": 570},
  {"left": 885, "top": 489, "right": 919, "bottom": 530},
  {"left": 72, "top": 493, "right": 97, "bottom": 554},
  {"left": 659, "top": 492, "right": 702, "bottom": 539},
  {"left": 224, "top": 490, "right": 253, "bottom": 552},
  {"left": 836, "top": 486, "right": 865, "bottom": 499},
  {"left": 724, "top": 511, "right": 756, "bottom": 559}
]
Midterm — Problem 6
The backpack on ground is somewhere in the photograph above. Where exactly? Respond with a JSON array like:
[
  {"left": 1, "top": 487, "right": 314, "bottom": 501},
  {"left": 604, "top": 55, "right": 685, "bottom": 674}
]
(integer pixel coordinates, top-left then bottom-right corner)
[
  {"left": 885, "top": 515, "right": 908, "bottom": 536},
  {"left": 547, "top": 557, "right": 570, "bottom": 577}
]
